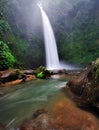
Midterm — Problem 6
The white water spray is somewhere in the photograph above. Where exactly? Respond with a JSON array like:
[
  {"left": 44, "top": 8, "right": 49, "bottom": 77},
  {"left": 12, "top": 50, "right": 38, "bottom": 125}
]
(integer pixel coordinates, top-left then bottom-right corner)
[
  {"left": 38, "top": 4, "right": 81, "bottom": 70},
  {"left": 38, "top": 4, "right": 60, "bottom": 70}
]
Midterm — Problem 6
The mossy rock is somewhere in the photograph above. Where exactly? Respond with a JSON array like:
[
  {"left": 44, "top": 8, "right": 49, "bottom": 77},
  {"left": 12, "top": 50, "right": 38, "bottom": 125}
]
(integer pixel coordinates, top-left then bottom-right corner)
[
  {"left": 67, "top": 58, "right": 99, "bottom": 107},
  {"left": 36, "top": 66, "right": 51, "bottom": 79},
  {"left": 0, "top": 69, "right": 26, "bottom": 83}
]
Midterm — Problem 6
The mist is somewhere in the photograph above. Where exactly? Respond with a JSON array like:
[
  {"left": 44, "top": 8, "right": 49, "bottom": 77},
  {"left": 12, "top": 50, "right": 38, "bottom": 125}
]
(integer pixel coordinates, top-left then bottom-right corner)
[
  {"left": 5, "top": 0, "right": 91, "bottom": 42},
  {"left": 1, "top": 0, "right": 98, "bottom": 68}
]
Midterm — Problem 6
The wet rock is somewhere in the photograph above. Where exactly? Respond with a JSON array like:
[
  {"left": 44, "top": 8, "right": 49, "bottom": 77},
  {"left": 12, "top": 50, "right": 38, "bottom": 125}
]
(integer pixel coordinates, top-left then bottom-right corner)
[
  {"left": 0, "top": 69, "right": 25, "bottom": 83},
  {"left": 50, "top": 94, "right": 99, "bottom": 130},
  {"left": 0, "top": 122, "right": 8, "bottom": 130},
  {"left": 33, "top": 109, "right": 46, "bottom": 118},
  {"left": 0, "top": 122, "right": 5, "bottom": 130},
  {"left": 33, "top": 109, "right": 53, "bottom": 130},
  {"left": 0, "top": 71, "right": 11, "bottom": 79},
  {"left": 2, "top": 79, "right": 23, "bottom": 86},
  {"left": 22, "top": 75, "right": 36, "bottom": 82},
  {"left": 34, "top": 113, "right": 52, "bottom": 130},
  {"left": 19, "top": 109, "right": 53, "bottom": 130},
  {"left": 67, "top": 68, "right": 91, "bottom": 96},
  {"left": 0, "top": 91, "right": 4, "bottom": 97},
  {"left": 20, "top": 119, "right": 35, "bottom": 130},
  {"left": 50, "top": 69, "right": 60, "bottom": 74},
  {"left": 58, "top": 69, "right": 68, "bottom": 74},
  {"left": 23, "top": 70, "right": 35, "bottom": 75},
  {"left": 0, "top": 69, "right": 37, "bottom": 86},
  {"left": 66, "top": 58, "right": 99, "bottom": 108},
  {"left": 36, "top": 66, "right": 51, "bottom": 79}
]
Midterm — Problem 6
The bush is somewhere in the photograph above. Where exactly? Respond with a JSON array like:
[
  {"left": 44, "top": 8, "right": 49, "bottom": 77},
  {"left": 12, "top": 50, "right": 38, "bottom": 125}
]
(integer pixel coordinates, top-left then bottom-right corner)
[
  {"left": 36, "top": 66, "right": 51, "bottom": 79},
  {"left": 0, "top": 41, "right": 16, "bottom": 70},
  {"left": 37, "top": 72, "right": 44, "bottom": 79}
]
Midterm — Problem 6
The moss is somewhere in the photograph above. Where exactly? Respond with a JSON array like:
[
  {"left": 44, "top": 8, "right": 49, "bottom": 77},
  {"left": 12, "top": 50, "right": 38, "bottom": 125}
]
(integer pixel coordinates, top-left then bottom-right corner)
[
  {"left": 82, "top": 58, "right": 99, "bottom": 104},
  {"left": 91, "top": 58, "right": 99, "bottom": 87}
]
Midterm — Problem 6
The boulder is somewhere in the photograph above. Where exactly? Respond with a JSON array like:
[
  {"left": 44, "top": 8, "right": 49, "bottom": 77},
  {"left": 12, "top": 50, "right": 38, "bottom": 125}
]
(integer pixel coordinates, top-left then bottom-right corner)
[
  {"left": 36, "top": 66, "right": 51, "bottom": 79},
  {"left": 22, "top": 75, "right": 36, "bottom": 82},
  {"left": 66, "top": 58, "right": 99, "bottom": 107},
  {"left": 19, "top": 109, "right": 53, "bottom": 130},
  {"left": 67, "top": 68, "right": 91, "bottom": 96},
  {"left": 33, "top": 109, "right": 46, "bottom": 118},
  {"left": 23, "top": 70, "right": 35, "bottom": 75},
  {"left": 34, "top": 113, "right": 52, "bottom": 130},
  {"left": 20, "top": 119, "right": 35, "bottom": 130},
  {"left": 33, "top": 109, "right": 53, "bottom": 130},
  {"left": 0, "top": 69, "right": 26, "bottom": 83}
]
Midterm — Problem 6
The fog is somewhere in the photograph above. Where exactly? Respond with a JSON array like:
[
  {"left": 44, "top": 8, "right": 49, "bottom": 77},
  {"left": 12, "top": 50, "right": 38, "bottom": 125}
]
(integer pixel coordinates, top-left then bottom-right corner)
[
  {"left": 4, "top": 0, "right": 92, "bottom": 39},
  {"left": 2, "top": 0, "right": 94, "bottom": 68},
  {"left": 6, "top": 0, "right": 89, "bottom": 40}
]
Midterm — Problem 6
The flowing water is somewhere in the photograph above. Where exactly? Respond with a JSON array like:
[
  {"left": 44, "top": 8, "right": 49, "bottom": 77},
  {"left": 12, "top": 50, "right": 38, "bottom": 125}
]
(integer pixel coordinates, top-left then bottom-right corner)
[
  {"left": 0, "top": 76, "right": 99, "bottom": 129},
  {"left": 0, "top": 77, "right": 67, "bottom": 129},
  {"left": 38, "top": 4, "right": 82, "bottom": 71},
  {"left": 38, "top": 4, "right": 60, "bottom": 70}
]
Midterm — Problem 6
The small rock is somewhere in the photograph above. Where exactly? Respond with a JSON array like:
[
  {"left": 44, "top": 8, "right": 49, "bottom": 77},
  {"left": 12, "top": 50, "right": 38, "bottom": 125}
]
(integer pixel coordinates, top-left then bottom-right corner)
[
  {"left": 34, "top": 113, "right": 53, "bottom": 130},
  {"left": 23, "top": 70, "right": 34, "bottom": 75},
  {"left": 0, "top": 122, "right": 8, "bottom": 130},
  {"left": 33, "top": 109, "right": 46, "bottom": 118},
  {"left": 20, "top": 119, "right": 35, "bottom": 130}
]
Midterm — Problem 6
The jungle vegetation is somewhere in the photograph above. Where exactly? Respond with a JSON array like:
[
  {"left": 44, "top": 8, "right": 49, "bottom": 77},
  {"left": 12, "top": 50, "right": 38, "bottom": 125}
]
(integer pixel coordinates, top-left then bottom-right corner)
[{"left": 0, "top": 0, "right": 99, "bottom": 69}]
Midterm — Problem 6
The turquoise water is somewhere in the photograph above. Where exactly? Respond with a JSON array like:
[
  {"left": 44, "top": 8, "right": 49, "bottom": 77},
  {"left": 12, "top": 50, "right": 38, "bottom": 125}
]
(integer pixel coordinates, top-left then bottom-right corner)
[{"left": 0, "top": 78, "right": 67, "bottom": 128}]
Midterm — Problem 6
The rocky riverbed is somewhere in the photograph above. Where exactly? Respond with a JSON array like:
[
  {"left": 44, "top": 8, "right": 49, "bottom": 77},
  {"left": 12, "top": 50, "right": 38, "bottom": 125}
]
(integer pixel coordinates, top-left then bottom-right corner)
[{"left": 0, "top": 59, "right": 99, "bottom": 130}]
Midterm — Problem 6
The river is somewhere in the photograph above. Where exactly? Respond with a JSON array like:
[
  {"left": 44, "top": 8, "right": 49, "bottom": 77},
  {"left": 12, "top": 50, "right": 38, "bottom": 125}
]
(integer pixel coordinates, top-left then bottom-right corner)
[
  {"left": 0, "top": 74, "right": 99, "bottom": 129},
  {"left": 0, "top": 75, "right": 67, "bottom": 128}
]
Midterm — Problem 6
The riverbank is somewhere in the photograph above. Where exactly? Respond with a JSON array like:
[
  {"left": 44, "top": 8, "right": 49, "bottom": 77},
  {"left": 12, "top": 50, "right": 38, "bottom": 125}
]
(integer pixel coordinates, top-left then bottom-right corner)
[
  {"left": 65, "top": 58, "right": 99, "bottom": 109},
  {"left": 0, "top": 69, "right": 37, "bottom": 87},
  {"left": 0, "top": 65, "right": 99, "bottom": 129},
  {"left": 0, "top": 68, "right": 78, "bottom": 87}
]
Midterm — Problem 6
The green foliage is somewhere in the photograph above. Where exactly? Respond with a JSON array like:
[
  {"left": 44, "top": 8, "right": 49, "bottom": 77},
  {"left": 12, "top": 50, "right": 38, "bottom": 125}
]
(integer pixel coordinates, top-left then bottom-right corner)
[
  {"left": 0, "top": 19, "right": 11, "bottom": 32},
  {"left": 0, "top": 19, "right": 11, "bottom": 40},
  {"left": 36, "top": 66, "right": 50, "bottom": 79},
  {"left": 36, "top": 66, "right": 46, "bottom": 73},
  {"left": 92, "top": 58, "right": 99, "bottom": 85},
  {"left": 37, "top": 72, "right": 44, "bottom": 79},
  {"left": 8, "top": 33, "right": 44, "bottom": 69},
  {"left": 0, "top": 0, "right": 99, "bottom": 68},
  {"left": 58, "top": 0, "right": 99, "bottom": 64},
  {"left": 0, "top": 41, "right": 16, "bottom": 70},
  {"left": 36, "top": 66, "right": 46, "bottom": 79}
]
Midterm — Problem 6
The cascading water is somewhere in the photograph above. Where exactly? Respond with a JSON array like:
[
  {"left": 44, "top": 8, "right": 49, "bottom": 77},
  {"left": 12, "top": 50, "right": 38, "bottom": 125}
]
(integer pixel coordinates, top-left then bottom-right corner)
[
  {"left": 38, "top": 4, "right": 60, "bottom": 70},
  {"left": 38, "top": 4, "right": 82, "bottom": 70}
]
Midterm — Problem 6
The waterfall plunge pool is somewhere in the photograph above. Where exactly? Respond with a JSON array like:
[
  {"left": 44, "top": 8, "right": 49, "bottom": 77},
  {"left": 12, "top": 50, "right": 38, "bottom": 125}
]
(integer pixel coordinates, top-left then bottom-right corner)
[
  {"left": 0, "top": 74, "right": 99, "bottom": 129},
  {"left": 0, "top": 76, "right": 67, "bottom": 129}
]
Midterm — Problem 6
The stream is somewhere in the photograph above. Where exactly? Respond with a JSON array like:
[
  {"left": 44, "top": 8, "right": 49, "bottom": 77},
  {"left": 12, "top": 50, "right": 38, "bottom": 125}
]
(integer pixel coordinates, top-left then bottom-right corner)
[
  {"left": 0, "top": 74, "right": 99, "bottom": 129},
  {"left": 0, "top": 75, "right": 67, "bottom": 129}
]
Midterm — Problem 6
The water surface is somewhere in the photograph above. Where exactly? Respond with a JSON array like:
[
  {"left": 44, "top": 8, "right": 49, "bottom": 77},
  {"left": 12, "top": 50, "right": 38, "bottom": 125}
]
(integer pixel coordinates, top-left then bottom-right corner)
[
  {"left": 0, "top": 77, "right": 66, "bottom": 128},
  {"left": 0, "top": 75, "right": 99, "bottom": 129}
]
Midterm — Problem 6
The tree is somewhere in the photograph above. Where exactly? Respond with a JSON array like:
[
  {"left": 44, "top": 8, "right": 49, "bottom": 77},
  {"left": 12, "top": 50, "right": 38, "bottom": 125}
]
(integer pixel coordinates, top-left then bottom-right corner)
[{"left": 0, "top": 41, "right": 16, "bottom": 70}]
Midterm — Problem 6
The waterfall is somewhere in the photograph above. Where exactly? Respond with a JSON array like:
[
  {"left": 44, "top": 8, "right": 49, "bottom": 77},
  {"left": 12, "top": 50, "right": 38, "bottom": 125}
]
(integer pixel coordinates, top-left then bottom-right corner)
[{"left": 38, "top": 4, "right": 60, "bottom": 70}]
